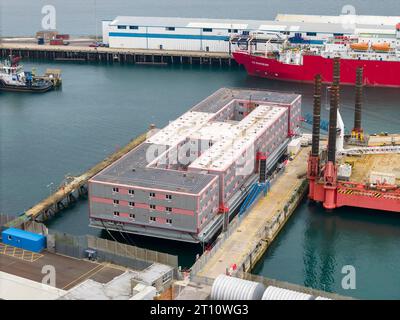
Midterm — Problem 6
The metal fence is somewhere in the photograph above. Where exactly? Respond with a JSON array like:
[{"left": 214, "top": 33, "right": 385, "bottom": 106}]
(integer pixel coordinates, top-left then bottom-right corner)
[
  {"left": 0, "top": 213, "right": 14, "bottom": 228},
  {"left": 48, "top": 231, "right": 178, "bottom": 271},
  {"left": 190, "top": 170, "right": 285, "bottom": 277},
  {"left": 190, "top": 216, "right": 239, "bottom": 276},
  {"left": 0, "top": 214, "right": 48, "bottom": 235},
  {"left": 231, "top": 179, "right": 308, "bottom": 275},
  {"left": 21, "top": 220, "right": 48, "bottom": 235},
  {"left": 87, "top": 235, "right": 178, "bottom": 268}
]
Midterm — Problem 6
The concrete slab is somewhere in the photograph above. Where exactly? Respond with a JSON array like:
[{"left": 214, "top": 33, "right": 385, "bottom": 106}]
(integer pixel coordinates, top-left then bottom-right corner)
[{"left": 0, "top": 248, "right": 125, "bottom": 290}]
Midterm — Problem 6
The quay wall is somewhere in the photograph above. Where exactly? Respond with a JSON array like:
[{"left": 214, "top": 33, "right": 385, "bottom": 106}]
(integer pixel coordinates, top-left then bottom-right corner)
[{"left": 0, "top": 44, "right": 238, "bottom": 67}]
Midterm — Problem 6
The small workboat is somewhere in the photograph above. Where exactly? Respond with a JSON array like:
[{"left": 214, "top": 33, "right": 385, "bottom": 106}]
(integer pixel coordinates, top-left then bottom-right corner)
[{"left": 0, "top": 56, "right": 54, "bottom": 93}]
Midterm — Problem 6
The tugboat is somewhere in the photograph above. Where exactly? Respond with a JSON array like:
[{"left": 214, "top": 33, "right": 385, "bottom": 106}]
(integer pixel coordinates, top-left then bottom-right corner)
[{"left": 0, "top": 56, "right": 54, "bottom": 93}]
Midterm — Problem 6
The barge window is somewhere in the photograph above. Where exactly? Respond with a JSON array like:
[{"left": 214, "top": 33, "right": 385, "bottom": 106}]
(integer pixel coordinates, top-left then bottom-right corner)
[
  {"left": 129, "top": 189, "right": 134, "bottom": 195},
  {"left": 117, "top": 25, "right": 127, "bottom": 29},
  {"left": 112, "top": 187, "right": 119, "bottom": 193},
  {"left": 162, "top": 273, "right": 172, "bottom": 283},
  {"left": 129, "top": 26, "right": 138, "bottom": 30},
  {"left": 129, "top": 202, "right": 135, "bottom": 207},
  {"left": 203, "top": 28, "right": 213, "bottom": 32},
  {"left": 166, "top": 207, "right": 172, "bottom": 212},
  {"left": 129, "top": 214, "right": 135, "bottom": 219},
  {"left": 113, "top": 211, "right": 120, "bottom": 216},
  {"left": 333, "top": 33, "right": 344, "bottom": 37},
  {"left": 150, "top": 204, "right": 156, "bottom": 210},
  {"left": 306, "top": 32, "right": 317, "bottom": 36},
  {"left": 166, "top": 27, "right": 175, "bottom": 31},
  {"left": 150, "top": 192, "right": 155, "bottom": 197},
  {"left": 166, "top": 194, "right": 172, "bottom": 200},
  {"left": 242, "top": 31, "right": 250, "bottom": 35},
  {"left": 113, "top": 199, "right": 119, "bottom": 205},
  {"left": 150, "top": 217, "right": 156, "bottom": 222},
  {"left": 166, "top": 219, "right": 172, "bottom": 224}
]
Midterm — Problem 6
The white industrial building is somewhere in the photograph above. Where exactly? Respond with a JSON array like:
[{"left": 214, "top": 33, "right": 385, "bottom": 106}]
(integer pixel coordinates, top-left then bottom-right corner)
[
  {"left": 102, "top": 15, "right": 400, "bottom": 52},
  {"left": 275, "top": 14, "right": 400, "bottom": 27}
]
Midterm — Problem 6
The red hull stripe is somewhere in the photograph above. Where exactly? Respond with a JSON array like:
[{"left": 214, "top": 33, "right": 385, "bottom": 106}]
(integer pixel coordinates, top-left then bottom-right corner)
[{"left": 233, "top": 51, "right": 400, "bottom": 88}]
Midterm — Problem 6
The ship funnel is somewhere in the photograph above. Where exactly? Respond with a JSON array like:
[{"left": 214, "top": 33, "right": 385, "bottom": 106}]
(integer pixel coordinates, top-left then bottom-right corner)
[
  {"left": 353, "top": 67, "right": 364, "bottom": 135},
  {"left": 333, "top": 57, "right": 341, "bottom": 89},
  {"left": 311, "top": 74, "right": 322, "bottom": 157},
  {"left": 327, "top": 86, "right": 339, "bottom": 163}
]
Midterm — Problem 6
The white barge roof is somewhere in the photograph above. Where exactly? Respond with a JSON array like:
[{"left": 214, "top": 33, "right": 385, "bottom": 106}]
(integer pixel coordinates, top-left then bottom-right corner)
[
  {"left": 146, "top": 111, "right": 214, "bottom": 147},
  {"left": 91, "top": 88, "right": 300, "bottom": 192},
  {"left": 189, "top": 105, "right": 287, "bottom": 171}
]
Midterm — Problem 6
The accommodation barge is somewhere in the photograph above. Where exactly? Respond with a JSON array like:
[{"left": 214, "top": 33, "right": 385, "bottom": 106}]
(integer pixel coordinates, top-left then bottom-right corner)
[{"left": 88, "top": 88, "right": 302, "bottom": 243}]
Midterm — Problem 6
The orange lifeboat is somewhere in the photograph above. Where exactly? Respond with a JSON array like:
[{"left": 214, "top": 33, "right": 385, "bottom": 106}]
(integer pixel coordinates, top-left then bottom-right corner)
[
  {"left": 350, "top": 42, "right": 369, "bottom": 51},
  {"left": 372, "top": 43, "right": 391, "bottom": 52}
]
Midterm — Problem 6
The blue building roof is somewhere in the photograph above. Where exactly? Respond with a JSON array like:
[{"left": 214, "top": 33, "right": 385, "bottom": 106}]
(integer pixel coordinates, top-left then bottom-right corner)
[{"left": 2, "top": 228, "right": 45, "bottom": 241}]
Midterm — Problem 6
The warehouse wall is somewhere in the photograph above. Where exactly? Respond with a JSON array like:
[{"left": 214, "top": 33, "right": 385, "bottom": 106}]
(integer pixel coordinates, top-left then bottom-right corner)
[{"left": 107, "top": 24, "right": 231, "bottom": 52}]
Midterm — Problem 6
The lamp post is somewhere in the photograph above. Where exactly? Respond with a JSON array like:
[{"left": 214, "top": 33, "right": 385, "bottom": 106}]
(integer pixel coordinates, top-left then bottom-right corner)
[{"left": 46, "top": 182, "right": 54, "bottom": 196}]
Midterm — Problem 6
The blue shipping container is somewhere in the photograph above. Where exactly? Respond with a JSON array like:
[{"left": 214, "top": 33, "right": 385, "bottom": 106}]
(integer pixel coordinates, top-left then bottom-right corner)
[{"left": 1, "top": 228, "right": 46, "bottom": 253}]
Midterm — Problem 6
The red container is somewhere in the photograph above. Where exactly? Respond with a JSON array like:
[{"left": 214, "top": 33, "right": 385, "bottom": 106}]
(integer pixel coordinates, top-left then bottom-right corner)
[
  {"left": 50, "top": 39, "right": 64, "bottom": 45},
  {"left": 56, "top": 34, "right": 70, "bottom": 40}
]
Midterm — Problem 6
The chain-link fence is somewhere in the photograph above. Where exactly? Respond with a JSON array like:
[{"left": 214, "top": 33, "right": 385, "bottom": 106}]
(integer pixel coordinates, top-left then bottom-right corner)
[
  {"left": 86, "top": 235, "right": 178, "bottom": 268},
  {"left": 0, "top": 213, "right": 13, "bottom": 229},
  {"left": 49, "top": 231, "right": 178, "bottom": 271}
]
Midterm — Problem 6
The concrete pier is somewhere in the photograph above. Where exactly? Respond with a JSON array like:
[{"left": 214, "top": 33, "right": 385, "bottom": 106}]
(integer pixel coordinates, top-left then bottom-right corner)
[
  {"left": 194, "top": 147, "right": 310, "bottom": 279},
  {"left": 0, "top": 43, "right": 237, "bottom": 67},
  {"left": 5, "top": 131, "right": 150, "bottom": 228}
]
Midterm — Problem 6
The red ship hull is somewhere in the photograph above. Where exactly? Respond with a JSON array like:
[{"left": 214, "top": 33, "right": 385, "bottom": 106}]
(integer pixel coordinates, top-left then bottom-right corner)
[{"left": 233, "top": 51, "right": 400, "bottom": 87}]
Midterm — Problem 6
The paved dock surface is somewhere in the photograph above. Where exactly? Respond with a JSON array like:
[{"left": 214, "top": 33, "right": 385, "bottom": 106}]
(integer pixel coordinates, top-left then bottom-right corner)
[
  {"left": 197, "top": 147, "right": 310, "bottom": 279},
  {"left": 0, "top": 246, "right": 125, "bottom": 290}
]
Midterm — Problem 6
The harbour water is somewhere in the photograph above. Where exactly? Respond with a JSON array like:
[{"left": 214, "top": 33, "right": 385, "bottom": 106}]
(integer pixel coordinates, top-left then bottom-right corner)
[
  {"left": 2, "top": 0, "right": 400, "bottom": 36},
  {"left": 1, "top": 0, "right": 400, "bottom": 299}
]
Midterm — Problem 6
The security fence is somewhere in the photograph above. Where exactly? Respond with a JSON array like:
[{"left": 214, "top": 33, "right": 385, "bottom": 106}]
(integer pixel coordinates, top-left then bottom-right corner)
[
  {"left": 0, "top": 213, "right": 14, "bottom": 228},
  {"left": 48, "top": 231, "right": 178, "bottom": 271},
  {"left": 86, "top": 235, "right": 178, "bottom": 268},
  {"left": 231, "top": 179, "right": 308, "bottom": 275},
  {"left": 190, "top": 169, "right": 285, "bottom": 277}
]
